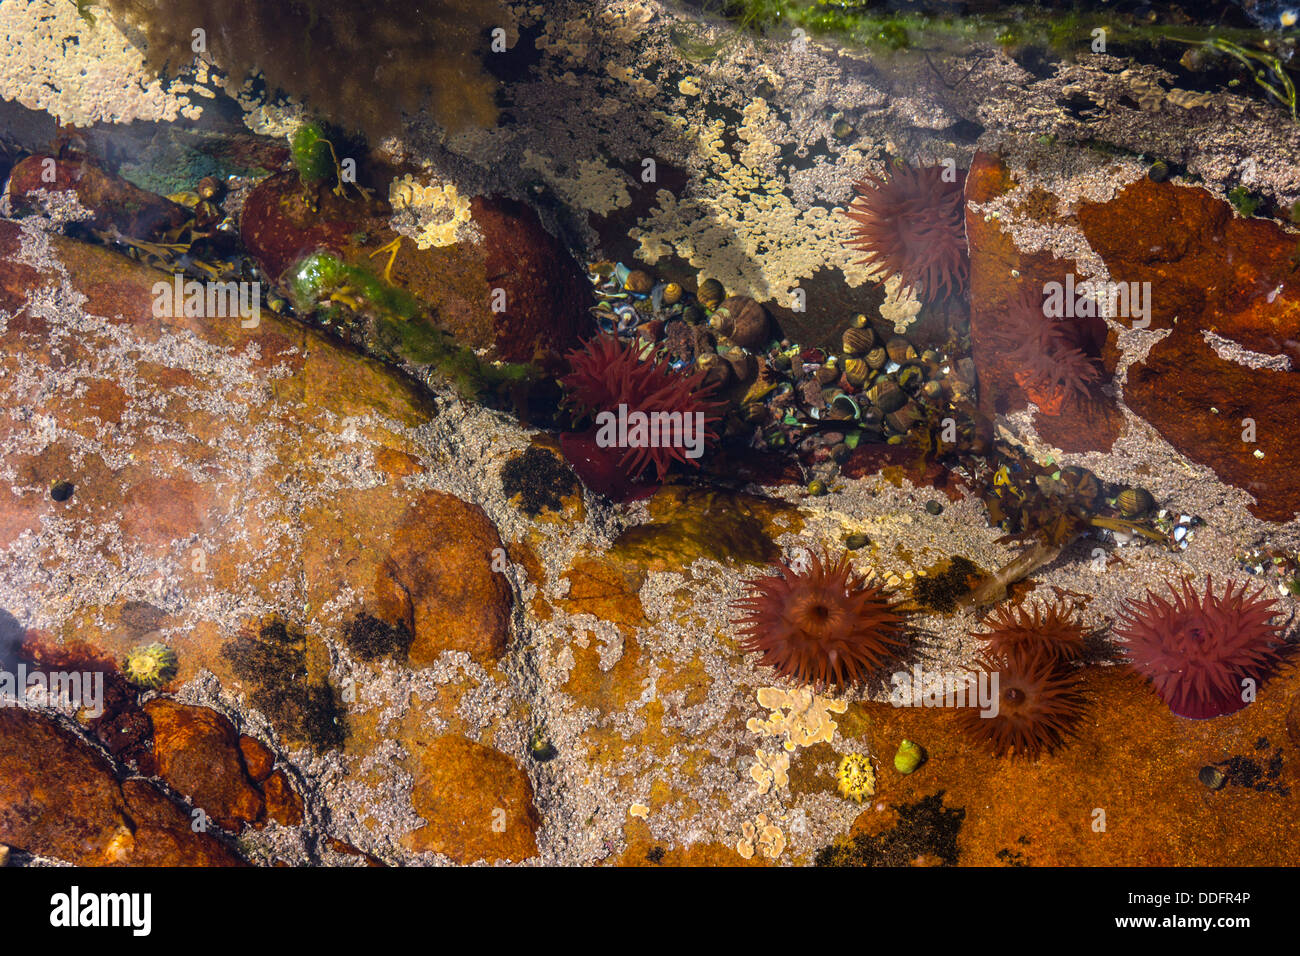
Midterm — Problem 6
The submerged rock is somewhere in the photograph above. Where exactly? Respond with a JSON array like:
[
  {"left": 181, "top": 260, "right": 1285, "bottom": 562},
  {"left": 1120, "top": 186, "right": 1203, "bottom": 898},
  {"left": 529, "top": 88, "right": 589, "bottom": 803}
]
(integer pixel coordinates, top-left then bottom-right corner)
[
  {"left": 0, "top": 709, "right": 244, "bottom": 866},
  {"left": 1076, "top": 177, "right": 1300, "bottom": 521},
  {"left": 241, "top": 171, "right": 594, "bottom": 365}
]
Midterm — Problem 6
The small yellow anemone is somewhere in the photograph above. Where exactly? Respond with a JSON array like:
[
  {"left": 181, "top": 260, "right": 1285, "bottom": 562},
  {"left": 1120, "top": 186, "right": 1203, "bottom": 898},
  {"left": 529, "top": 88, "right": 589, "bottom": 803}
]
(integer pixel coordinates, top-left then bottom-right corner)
[
  {"left": 836, "top": 753, "right": 876, "bottom": 802},
  {"left": 122, "top": 642, "right": 178, "bottom": 690}
]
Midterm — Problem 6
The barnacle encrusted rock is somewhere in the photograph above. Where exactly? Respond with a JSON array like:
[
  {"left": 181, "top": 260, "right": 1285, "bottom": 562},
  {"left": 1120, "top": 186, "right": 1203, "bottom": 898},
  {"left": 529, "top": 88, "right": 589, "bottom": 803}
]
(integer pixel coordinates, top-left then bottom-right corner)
[{"left": 371, "top": 490, "right": 514, "bottom": 667}]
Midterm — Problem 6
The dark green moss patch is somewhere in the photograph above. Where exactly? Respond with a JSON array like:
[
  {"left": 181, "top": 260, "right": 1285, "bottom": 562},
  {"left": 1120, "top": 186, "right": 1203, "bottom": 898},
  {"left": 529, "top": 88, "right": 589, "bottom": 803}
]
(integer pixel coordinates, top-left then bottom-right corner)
[
  {"left": 815, "top": 791, "right": 965, "bottom": 866},
  {"left": 501, "top": 446, "right": 580, "bottom": 517},
  {"left": 1214, "top": 747, "right": 1289, "bottom": 796},
  {"left": 342, "top": 612, "right": 414, "bottom": 662},
  {"left": 221, "top": 619, "right": 346, "bottom": 752},
  {"left": 913, "top": 555, "right": 982, "bottom": 613}
]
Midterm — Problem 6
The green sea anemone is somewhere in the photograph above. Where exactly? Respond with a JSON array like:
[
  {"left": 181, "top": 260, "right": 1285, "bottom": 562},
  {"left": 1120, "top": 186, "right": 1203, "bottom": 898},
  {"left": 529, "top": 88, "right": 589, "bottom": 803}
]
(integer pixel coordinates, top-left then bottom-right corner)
[{"left": 122, "top": 642, "right": 178, "bottom": 690}]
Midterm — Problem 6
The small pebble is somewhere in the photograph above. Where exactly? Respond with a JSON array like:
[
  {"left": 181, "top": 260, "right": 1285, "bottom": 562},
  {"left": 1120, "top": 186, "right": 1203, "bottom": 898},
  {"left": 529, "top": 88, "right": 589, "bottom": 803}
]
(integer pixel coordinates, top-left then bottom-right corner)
[
  {"left": 1198, "top": 765, "right": 1226, "bottom": 790},
  {"left": 925, "top": 500, "right": 944, "bottom": 515}
]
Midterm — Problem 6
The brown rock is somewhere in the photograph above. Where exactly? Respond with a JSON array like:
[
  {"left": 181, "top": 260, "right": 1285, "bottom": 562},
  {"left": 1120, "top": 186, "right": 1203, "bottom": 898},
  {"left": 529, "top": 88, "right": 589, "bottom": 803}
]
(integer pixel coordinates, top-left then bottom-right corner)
[
  {"left": 403, "top": 734, "right": 540, "bottom": 864},
  {"left": 7, "top": 155, "right": 187, "bottom": 241},
  {"left": 238, "top": 734, "right": 276, "bottom": 782},
  {"left": 1076, "top": 177, "right": 1300, "bottom": 521},
  {"left": 240, "top": 173, "right": 593, "bottom": 365},
  {"left": 372, "top": 490, "right": 513, "bottom": 667},
  {"left": 262, "top": 770, "right": 304, "bottom": 827},
  {"left": 144, "top": 700, "right": 265, "bottom": 832},
  {"left": 117, "top": 779, "right": 247, "bottom": 867},
  {"left": 0, "top": 709, "right": 242, "bottom": 865}
]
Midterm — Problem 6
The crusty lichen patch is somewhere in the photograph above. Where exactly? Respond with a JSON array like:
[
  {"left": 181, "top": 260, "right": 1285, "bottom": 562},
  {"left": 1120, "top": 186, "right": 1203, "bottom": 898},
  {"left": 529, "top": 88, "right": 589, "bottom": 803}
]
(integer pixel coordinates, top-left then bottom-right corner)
[
  {"left": 389, "top": 172, "right": 478, "bottom": 249},
  {"left": 629, "top": 97, "right": 879, "bottom": 304},
  {"left": 750, "top": 747, "right": 790, "bottom": 795},
  {"left": 736, "top": 813, "right": 786, "bottom": 859},
  {"left": 747, "top": 686, "right": 848, "bottom": 752},
  {"left": 0, "top": 0, "right": 204, "bottom": 125},
  {"left": 521, "top": 150, "right": 632, "bottom": 217}
]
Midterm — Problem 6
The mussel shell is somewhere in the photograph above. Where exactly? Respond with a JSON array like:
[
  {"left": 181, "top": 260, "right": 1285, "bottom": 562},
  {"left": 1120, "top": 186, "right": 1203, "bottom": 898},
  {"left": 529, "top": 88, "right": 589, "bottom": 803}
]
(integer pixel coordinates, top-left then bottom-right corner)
[
  {"left": 828, "top": 392, "right": 861, "bottom": 420},
  {"left": 814, "top": 365, "right": 840, "bottom": 386},
  {"left": 843, "top": 357, "right": 870, "bottom": 386},
  {"left": 842, "top": 326, "right": 875, "bottom": 355},
  {"left": 897, "top": 364, "right": 925, "bottom": 392},
  {"left": 885, "top": 401, "right": 921, "bottom": 433},
  {"left": 624, "top": 270, "right": 654, "bottom": 294},
  {"left": 698, "top": 278, "right": 725, "bottom": 308},
  {"left": 722, "top": 348, "right": 757, "bottom": 382}
]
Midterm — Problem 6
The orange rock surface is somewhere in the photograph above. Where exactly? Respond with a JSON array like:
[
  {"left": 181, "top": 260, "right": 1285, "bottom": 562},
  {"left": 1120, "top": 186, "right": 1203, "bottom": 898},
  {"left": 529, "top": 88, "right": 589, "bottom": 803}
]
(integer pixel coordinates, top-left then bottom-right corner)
[
  {"left": 402, "top": 734, "right": 541, "bottom": 864},
  {"left": 820, "top": 665, "right": 1300, "bottom": 865}
]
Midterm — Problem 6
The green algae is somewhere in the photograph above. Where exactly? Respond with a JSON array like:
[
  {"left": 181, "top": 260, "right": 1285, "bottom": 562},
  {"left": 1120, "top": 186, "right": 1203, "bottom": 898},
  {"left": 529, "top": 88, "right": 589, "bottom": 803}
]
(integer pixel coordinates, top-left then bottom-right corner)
[
  {"left": 290, "top": 121, "right": 336, "bottom": 187},
  {"left": 287, "top": 250, "right": 535, "bottom": 401},
  {"left": 693, "top": 1, "right": 1299, "bottom": 118}
]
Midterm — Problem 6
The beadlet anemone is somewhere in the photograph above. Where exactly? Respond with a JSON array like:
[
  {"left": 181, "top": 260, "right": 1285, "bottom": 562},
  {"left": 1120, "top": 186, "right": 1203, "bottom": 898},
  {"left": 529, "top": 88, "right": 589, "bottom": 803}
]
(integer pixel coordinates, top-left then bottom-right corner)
[
  {"left": 559, "top": 335, "right": 724, "bottom": 499},
  {"left": 974, "top": 599, "right": 1089, "bottom": 664},
  {"left": 956, "top": 645, "right": 1086, "bottom": 759},
  {"left": 996, "top": 288, "right": 1106, "bottom": 407},
  {"left": 1115, "top": 577, "right": 1290, "bottom": 719},
  {"left": 844, "top": 162, "right": 969, "bottom": 304},
  {"left": 731, "top": 550, "right": 907, "bottom": 687}
]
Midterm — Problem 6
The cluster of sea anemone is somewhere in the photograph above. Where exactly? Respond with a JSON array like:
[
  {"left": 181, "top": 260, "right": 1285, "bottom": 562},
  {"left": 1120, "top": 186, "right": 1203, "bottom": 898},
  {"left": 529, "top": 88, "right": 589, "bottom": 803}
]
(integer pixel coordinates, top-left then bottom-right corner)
[
  {"left": 1115, "top": 577, "right": 1290, "bottom": 719},
  {"left": 731, "top": 553, "right": 1291, "bottom": 760},
  {"left": 957, "top": 600, "right": 1088, "bottom": 759},
  {"left": 732, "top": 550, "right": 908, "bottom": 688},
  {"left": 995, "top": 288, "right": 1107, "bottom": 407}
]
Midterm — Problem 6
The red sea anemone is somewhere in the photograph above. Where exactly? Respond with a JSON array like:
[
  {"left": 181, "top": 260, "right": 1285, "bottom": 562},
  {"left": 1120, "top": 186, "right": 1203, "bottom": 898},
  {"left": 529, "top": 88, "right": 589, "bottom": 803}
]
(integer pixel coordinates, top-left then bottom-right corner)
[
  {"left": 1114, "top": 577, "right": 1290, "bottom": 719},
  {"left": 957, "top": 645, "right": 1086, "bottom": 758},
  {"left": 996, "top": 289, "right": 1104, "bottom": 405},
  {"left": 560, "top": 335, "right": 725, "bottom": 489},
  {"left": 975, "top": 599, "right": 1089, "bottom": 663},
  {"left": 844, "top": 162, "right": 968, "bottom": 304},
  {"left": 731, "top": 550, "right": 908, "bottom": 687}
]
